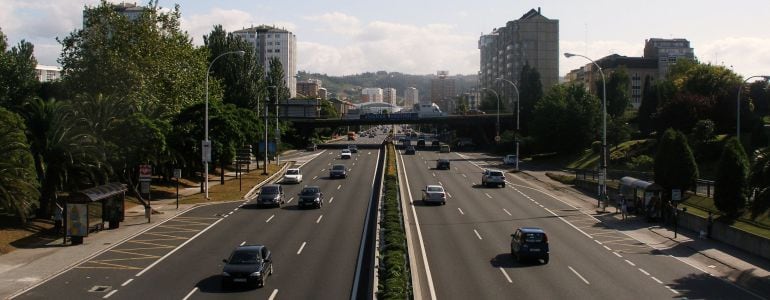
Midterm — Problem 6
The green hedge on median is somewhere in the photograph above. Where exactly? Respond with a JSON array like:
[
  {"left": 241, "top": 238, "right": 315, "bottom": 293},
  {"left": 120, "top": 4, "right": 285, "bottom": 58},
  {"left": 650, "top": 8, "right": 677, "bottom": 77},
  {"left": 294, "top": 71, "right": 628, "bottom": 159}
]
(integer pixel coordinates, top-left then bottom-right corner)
[{"left": 378, "top": 144, "right": 411, "bottom": 299}]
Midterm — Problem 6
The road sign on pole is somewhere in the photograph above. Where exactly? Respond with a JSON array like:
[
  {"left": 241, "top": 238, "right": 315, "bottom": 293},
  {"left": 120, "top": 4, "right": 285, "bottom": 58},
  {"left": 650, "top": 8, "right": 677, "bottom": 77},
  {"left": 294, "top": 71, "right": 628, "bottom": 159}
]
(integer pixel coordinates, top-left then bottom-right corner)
[
  {"left": 494, "top": 135, "right": 501, "bottom": 142},
  {"left": 202, "top": 140, "right": 212, "bottom": 162},
  {"left": 139, "top": 164, "right": 152, "bottom": 181}
]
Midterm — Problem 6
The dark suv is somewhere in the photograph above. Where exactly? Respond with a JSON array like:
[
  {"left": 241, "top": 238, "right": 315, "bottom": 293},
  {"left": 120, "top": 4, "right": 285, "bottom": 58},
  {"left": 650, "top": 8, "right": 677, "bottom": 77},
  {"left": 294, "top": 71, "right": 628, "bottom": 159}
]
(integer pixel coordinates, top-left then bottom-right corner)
[
  {"left": 221, "top": 244, "right": 273, "bottom": 288},
  {"left": 298, "top": 186, "right": 323, "bottom": 209},
  {"left": 510, "top": 227, "right": 549, "bottom": 264},
  {"left": 329, "top": 164, "right": 347, "bottom": 178},
  {"left": 256, "top": 185, "right": 283, "bottom": 207},
  {"left": 436, "top": 159, "right": 450, "bottom": 170}
]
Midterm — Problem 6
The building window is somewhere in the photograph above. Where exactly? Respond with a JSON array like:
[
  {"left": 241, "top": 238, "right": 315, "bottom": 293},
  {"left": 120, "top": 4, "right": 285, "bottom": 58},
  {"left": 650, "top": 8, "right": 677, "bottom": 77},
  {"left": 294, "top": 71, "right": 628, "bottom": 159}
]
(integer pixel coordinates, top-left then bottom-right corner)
[
  {"left": 275, "top": 34, "right": 280, "bottom": 38},
  {"left": 274, "top": 49, "right": 280, "bottom": 53},
  {"left": 276, "top": 41, "right": 281, "bottom": 46},
  {"left": 268, "top": 42, "right": 273, "bottom": 45},
  {"left": 267, "top": 34, "right": 272, "bottom": 38},
  {"left": 267, "top": 49, "right": 273, "bottom": 53}
]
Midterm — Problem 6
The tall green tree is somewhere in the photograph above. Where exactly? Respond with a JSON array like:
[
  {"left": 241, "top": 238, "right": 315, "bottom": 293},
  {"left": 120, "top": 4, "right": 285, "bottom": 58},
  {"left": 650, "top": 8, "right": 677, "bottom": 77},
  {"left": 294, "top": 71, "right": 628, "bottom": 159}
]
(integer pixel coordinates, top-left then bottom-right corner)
[
  {"left": 0, "top": 28, "right": 39, "bottom": 111},
  {"left": 266, "top": 57, "right": 290, "bottom": 103},
  {"left": 518, "top": 64, "right": 543, "bottom": 135},
  {"left": 58, "top": 0, "right": 209, "bottom": 118},
  {"left": 654, "top": 129, "right": 699, "bottom": 203},
  {"left": 531, "top": 83, "right": 600, "bottom": 154},
  {"left": 749, "top": 80, "right": 769, "bottom": 118},
  {"left": 655, "top": 92, "right": 712, "bottom": 134},
  {"left": 714, "top": 137, "right": 749, "bottom": 217},
  {"left": 637, "top": 75, "right": 657, "bottom": 136},
  {"left": 0, "top": 108, "right": 40, "bottom": 223},
  {"left": 596, "top": 67, "right": 630, "bottom": 118},
  {"left": 204, "top": 25, "right": 264, "bottom": 110}
]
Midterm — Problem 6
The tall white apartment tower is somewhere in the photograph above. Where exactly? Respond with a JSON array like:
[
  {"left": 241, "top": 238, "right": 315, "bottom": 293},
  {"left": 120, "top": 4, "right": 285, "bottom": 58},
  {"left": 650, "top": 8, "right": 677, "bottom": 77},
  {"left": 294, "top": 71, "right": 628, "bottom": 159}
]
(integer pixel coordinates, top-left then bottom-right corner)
[
  {"left": 233, "top": 25, "right": 298, "bottom": 98},
  {"left": 404, "top": 87, "right": 419, "bottom": 108},
  {"left": 361, "top": 88, "right": 384, "bottom": 102},
  {"left": 383, "top": 88, "right": 397, "bottom": 105}
]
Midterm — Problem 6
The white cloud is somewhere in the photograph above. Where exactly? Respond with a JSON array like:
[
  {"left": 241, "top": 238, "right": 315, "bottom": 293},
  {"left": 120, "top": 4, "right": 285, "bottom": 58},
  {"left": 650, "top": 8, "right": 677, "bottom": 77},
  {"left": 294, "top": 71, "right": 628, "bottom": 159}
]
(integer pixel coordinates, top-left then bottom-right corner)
[
  {"left": 303, "top": 12, "right": 360, "bottom": 36},
  {"left": 696, "top": 37, "right": 770, "bottom": 78},
  {"left": 180, "top": 8, "right": 252, "bottom": 44}
]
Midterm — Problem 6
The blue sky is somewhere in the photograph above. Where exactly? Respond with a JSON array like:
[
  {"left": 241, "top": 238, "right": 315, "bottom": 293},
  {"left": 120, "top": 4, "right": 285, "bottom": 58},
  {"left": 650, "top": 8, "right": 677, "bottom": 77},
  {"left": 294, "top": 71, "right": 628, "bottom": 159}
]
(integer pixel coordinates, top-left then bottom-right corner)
[{"left": 2, "top": 0, "right": 769, "bottom": 77}]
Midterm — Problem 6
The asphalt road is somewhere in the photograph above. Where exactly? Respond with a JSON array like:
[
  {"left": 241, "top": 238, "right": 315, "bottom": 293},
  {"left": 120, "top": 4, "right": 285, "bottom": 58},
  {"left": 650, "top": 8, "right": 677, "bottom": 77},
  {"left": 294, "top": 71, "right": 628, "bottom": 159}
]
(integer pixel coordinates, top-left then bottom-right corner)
[
  {"left": 399, "top": 143, "right": 763, "bottom": 300},
  {"left": 15, "top": 134, "right": 387, "bottom": 300}
]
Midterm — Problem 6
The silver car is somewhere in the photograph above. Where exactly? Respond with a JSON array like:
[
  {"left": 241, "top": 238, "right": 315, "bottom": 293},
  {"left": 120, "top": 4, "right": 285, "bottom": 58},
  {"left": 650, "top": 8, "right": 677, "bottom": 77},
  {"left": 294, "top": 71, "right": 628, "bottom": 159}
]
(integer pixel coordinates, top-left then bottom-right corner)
[
  {"left": 421, "top": 185, "right": 446, "bottom": 205},
  {"left": 482, "top": 169, "right": 506, "bottom": 188}
]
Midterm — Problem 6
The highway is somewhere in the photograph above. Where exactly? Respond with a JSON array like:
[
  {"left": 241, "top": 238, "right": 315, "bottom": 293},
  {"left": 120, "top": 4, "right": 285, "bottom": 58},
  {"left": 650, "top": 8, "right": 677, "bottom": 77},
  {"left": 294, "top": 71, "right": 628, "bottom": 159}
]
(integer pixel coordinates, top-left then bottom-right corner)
[
  {"left": 398, "top": 136, "right": 763, "bottom": 300},
  {"left": 14, "top": 131, "right": 387, "bottom": 300}
]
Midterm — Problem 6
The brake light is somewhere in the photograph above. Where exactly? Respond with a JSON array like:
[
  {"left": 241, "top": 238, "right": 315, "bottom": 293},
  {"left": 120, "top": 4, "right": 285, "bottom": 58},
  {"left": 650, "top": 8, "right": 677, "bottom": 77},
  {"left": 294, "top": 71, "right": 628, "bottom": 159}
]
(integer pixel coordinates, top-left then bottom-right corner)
[{"left": 542, "top": 233, "right": 548, "bottom": 242}]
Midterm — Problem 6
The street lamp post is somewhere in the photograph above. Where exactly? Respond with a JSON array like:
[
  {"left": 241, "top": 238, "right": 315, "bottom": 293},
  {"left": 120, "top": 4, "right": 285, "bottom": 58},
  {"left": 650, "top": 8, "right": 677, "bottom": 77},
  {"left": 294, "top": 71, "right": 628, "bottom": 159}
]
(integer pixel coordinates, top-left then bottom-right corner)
[
  {"left": 263, "top": 85, "right": 277, "bottom": 175},
  {"left": 737, "top": 75, "right": 770, "bottom": 140},
  {"left": 495, "top": 78, "right": 520, "bottom": 170},
  {"left": 204, "top": 50, "right": 244, "bottom": 199},
  {"left": 565, "top": 52, "right": 608, "bottom": 208},
  {"left": 482, "top": 88, "right": 501, "bottom": 140}
]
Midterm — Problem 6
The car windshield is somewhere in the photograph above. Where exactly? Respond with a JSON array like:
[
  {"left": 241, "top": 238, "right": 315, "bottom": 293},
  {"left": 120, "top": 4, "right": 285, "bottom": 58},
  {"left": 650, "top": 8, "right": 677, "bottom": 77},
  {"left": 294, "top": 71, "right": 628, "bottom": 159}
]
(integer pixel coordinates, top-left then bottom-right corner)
[
  {"left": 523, "top": 233, "right": 544, "bottom": 243},
  {"left": 490, "top": 171, "right": 504, "bottom": 176},
  {"left": 333, "top": 165, "right": 345, "bottom": 170},
  {"left": 342, "top": 150, "right": 350, "bottom": 153},
  {"left": 427, "top": 186, "right": 443, "bottom": 192},
  {"left": 286, "top": 169, "right": 299, "bottom": 175},
  {"left": 301, "top": 188, "right": 319, "bottom": 195},
  {"left": 261, "top": 186, "right": 279, "bottom": 194},
  {"left": 229, "top": 250, "right": 261, "bottom": 264}
]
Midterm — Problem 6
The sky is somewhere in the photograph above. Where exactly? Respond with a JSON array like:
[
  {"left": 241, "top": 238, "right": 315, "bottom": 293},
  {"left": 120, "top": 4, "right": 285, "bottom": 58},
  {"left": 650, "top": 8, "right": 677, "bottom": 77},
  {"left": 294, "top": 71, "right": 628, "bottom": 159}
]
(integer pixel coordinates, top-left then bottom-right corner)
[{"left": 2, "top": 0, "right": 769, "bottom": 78}]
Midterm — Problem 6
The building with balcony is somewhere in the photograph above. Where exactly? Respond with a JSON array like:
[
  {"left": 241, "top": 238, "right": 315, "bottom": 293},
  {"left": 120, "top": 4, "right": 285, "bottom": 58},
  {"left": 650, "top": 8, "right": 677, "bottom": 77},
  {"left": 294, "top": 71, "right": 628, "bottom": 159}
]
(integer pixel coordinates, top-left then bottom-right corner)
[
  {"left": 233, "top": 25, "right": 298, "bottom": 98},
  {"left": 35, "top": 65, "right": 62, "bottom": 82},
  {"left": 404, "top": 87, "right": 419, "bottom": 108}
]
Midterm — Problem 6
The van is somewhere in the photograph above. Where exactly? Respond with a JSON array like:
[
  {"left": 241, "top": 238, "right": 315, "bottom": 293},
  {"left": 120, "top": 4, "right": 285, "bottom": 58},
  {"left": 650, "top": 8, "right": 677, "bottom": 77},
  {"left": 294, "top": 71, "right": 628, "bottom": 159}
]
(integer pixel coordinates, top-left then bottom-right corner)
[{"left": 439, "top": 144, "right": 450, "bottom": 153}]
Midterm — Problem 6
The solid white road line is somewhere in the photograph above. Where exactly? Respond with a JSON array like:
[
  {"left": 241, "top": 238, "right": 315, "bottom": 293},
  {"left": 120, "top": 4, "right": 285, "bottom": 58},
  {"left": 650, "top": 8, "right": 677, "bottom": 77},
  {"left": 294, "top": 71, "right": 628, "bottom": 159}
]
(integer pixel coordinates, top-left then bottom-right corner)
[
  {"left": 337, "top": 184, "right": 342, "bottom": 190},
  {"left": 594, "top": 240, "right": 603, "bottom": 245},
  {"left": 625, "top": 259, "right": 636, "bottom": 267},
  {"left": 329, "top": 197, "right": 334, "bottom": 203},
  {"left": 297, "top": 242, "right": 307, "bottom": 255},
  {"left": 136, "top": 218, "right": 224, "bottom": 277},
  {"left": 651, "top": 276, "right": 663, "bottom": 284},
  {"left": 316, "top": 215, "right": 323, "bottom": 223},
  {"left": 266, "top": 215, "right": 274, "bottom": 223},
  {"left": 499, "top": 267, "right": 513, "bottom": 283},
  {"left": 240, "top": 241, "right": 246, "bottom": 246},
  {"left": 503, "top": 208, "right": 512, "bottom": 216},
  {"left": 485, "top": 193, "right": 492, "bottom": 199},
  {"left": 103, "top": 290, "right": 118, "bottom": 299},
  {"left": 181, "top": 287, "right": 198, "bottom": 300},
  {"left": 569, "top": 266, "right": 590, "bottom": 285},
  {"left": 268, "top": 289, "right": 279, "bottom": 300},
  {"left": 639, "top": 268, "right": 650, "bottom": 276},
  {"left": 473, "top": 229, "right": 483, "bottom": 240},
  {"left": 121, "top": 279, "right": 133, "bottom": 287},
  {"left": 457, "top": 208, "right": 465, "bottom": 215}
]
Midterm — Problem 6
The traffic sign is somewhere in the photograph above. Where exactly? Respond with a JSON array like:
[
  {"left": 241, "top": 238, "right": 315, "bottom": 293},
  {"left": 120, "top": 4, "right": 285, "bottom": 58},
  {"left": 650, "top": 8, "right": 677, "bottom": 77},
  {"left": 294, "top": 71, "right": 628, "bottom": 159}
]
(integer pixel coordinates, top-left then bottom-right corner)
[
  {"left": 494, "top": 135, "right": 501, "bottom": 142},
  {"left": 202, "top": 140, "right": 211, "bottom": 162},
  {"left": 139, "top": 164, "right": 152, "bottom": 181},
  {"left": 672, "top": 189, "right": 682, "bottom": 202},
  {"left": 173, "top": 168, "right": 181, "bottom": 179}
]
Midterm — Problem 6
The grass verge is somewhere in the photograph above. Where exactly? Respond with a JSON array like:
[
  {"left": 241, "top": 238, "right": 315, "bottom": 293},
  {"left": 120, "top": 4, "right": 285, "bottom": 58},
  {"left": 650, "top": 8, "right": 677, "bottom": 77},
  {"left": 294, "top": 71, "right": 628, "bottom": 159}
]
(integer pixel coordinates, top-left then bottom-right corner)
[{"left": 378, "top": 144, "right": 411, "bottom": 299}]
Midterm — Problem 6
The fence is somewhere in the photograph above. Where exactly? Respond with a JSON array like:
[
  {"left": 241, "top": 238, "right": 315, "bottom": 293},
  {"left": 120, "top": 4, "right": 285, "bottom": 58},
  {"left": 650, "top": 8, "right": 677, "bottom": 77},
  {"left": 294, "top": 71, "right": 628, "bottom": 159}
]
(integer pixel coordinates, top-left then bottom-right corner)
[{"left": 566, "top": 168, "right": 714, "bottom": 198}]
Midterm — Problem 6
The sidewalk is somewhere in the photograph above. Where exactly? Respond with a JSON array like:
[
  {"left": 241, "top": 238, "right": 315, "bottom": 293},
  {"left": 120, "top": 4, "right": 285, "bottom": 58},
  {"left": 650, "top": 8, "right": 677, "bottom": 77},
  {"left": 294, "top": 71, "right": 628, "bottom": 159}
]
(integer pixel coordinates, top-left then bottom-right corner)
[{"left": 516, "top": 168, "right": 770, "bottom": 297}]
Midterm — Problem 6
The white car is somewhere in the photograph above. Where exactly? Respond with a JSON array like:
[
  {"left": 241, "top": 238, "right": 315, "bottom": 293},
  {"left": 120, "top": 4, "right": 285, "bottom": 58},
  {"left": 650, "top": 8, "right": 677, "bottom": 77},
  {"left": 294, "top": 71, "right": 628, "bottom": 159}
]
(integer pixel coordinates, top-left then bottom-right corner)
[
  {"left": 482, "top": 169, "right": 506, "bottom": 188},
  {"left": 503, "top": 154, "right": 518, "bottom": 165},
  {"left": 341, "top": 149, "right": 352, "bottom": 159},
  {"left": 422, "top": 185, "right": 446, "bottom": 205},
  {"left": 283, "top": 168, "right": 302, "bottom": 183}
]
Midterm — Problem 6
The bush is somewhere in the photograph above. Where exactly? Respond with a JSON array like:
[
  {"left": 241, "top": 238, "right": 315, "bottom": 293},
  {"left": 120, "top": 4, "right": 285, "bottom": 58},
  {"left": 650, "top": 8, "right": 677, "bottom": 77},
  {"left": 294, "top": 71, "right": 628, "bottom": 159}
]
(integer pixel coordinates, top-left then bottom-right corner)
[
  {"left": 377, "top": 144, "right": 411, "bottom": 299},
  {"left": 626, "top": 155, "right": 654, "bottom": 171},
  {"left": 591, "top": 141, "right": 602, "bottom": 154}
]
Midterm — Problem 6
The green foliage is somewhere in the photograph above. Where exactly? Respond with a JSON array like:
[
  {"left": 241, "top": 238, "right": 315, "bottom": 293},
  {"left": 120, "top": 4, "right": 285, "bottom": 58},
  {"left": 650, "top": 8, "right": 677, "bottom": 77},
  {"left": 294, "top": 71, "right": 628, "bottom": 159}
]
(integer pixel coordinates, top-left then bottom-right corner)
[
  {"left": 58, "top": 0, "right": 209, "bottom": 118},
  {"left": 750, "top": 119, "right": 768, "bottom": 149},
  {"left": 654, "top": 129, "right": 699, "bottom": 196},
  {"left": 0, "top": 107, "right": 40, "bottom": 223},
  {"left": 378, "top": 145, "right": 410, "bottom": 299},
  {"left": 607, "top": 117, "right": 632, "bottom": 148},
  {"left": 749, "top": 147, "right": 770, "bottom": 217},
  {"left": 267, "top": 57, "right": 290, "bottom": 102},
  {"left": 204, "top": 25, "right": 264, "bottom": 110},
  {"left": 749, "top": 80, "right": 769, "bottom": 118},
  {"left": 625, "top": 155, "right": 654, "bottom": 171},
  {"left": 597, "top": 67, "right": 630, "bottom": 118},
  {"left": 591, "top": 141, "right": 602, "bottom": 154},
  {"left": 637, "top": 75, "right": 657, "bottom": 136},
  {"left": 0, "top": 28, "right": 39, "bottom": 110},
  {"left": 690, "top": 119, "right": 715, "bottom": 145},
  {"left": 655, "top": 92, "right": 712, "bottom": 134},
  {"left": 714, "top": 137, "right": 749, "bottom": 217},
  {"left": 479, "top": 90, "right": 507, "bottom": 112},
  {"left": 531, "top": 83, "right": 600, "bottom": 154},
  {"left": 518, "top": 63, "right": 543, "bottom": 135}
]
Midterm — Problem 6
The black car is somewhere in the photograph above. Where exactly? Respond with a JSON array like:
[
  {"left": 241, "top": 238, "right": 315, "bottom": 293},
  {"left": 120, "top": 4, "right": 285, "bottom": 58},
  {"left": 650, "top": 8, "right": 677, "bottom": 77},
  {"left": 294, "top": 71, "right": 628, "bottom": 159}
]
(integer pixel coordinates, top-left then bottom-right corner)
[
  {"left": 222, "top": 244, "right": 273, "bottom": 288},
  {"left": 298, "top": 186, "right": 323, "bottom": 209},
  {"left": 510, "top": 227, "right": 549, "bottom": 264},
  {"left": 417, "top": 139, "right": 426, "bottom": 147},
  {"left": 405, "top": 146, "right": 416, "bottom": 155},
  {"left": 256, "top": 185, "right": 283, "bottom": 208},
  {"left": 436, "top": 159, "right": 450, "bottom": 170},
  {"left": 348, "top": 144, "right": 358, "bottom": 153},
  {"left": 431, "top": 140, "right": 440, "bottom": 147},
  {"left": 329, "top": 164, "right": 347, "bottom": 178}
]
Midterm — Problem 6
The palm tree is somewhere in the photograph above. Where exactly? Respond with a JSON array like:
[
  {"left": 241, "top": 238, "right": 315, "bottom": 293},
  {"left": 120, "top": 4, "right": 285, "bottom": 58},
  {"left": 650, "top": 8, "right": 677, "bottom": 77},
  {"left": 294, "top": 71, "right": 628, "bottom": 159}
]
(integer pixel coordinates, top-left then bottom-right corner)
[{"left": 0, "top": 108, "right": 40, "bottom": 223}]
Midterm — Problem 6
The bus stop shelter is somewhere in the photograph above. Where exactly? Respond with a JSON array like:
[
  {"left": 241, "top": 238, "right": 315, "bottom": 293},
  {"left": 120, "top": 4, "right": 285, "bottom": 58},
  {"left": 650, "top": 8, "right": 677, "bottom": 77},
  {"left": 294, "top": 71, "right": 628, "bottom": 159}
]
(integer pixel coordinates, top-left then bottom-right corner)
[
  {"left": 65, "top": 183, "right": 127, "bottom": 244},
  {"left": 619, "top": 176, "right": 662, "bottom": 218}
]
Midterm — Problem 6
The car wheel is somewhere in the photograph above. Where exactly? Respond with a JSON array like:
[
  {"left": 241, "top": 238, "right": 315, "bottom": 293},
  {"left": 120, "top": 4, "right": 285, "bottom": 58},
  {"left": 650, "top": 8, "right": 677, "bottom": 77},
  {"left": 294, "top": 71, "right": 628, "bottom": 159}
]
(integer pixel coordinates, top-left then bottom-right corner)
[
  {"left": 259, "top": 276, "right": 265, "bottom": 288},
  {"left": 442, "top": 201, "right": 446, "bottom": 205},
  {"left": 221, "top": 279, "right": 230, "bottom": 289},
  {"left": 501, "top": 183, "right": 505, "bottom": 188}
]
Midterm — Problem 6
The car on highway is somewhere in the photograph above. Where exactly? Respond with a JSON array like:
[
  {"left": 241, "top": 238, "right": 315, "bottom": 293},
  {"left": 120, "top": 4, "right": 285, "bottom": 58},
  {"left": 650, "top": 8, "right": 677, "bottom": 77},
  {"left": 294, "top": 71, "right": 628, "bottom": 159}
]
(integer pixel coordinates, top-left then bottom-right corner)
[
  {"left": 297, "top": 186, "right": 323, "bottom": 209},
  {"left": 510, "top": 227, "right": 549, "bottom": 264},
  {"left": 330, "top": 164, "right": 347, "bottom": 178},
  {"left": 503, "top": 154, "right": 518, "bottom": 165},
  {"left": 417, "top": 139, "right": 426, "bottom": 147},
  {"left": 256, "top": 184, "right": 284, "bottom": 207},
  {"left": 405, "top": 146, "right": 416, "bottom": 155},
  {"left": 348, "top": 144, "right": 358, "bottom": 153},
  {"left": 436, "top": 159, "right": 450, "bottom": 170},
  {"left": 431, "top": 140, "right": 440, "bottom": 147},
  {"left": 222, "top": 244, "right": 273, "bottom": 288},
  {"left": 482, "top": 169, "right": 506, "bottom": 187},
  {"left": 439, "top": 144, "right": 450, "bottom": 153},
  {"left": 341, "top": 149, "right": 352, "bottom": 159},
  {"left": 282, "top": 168, "right": 302, "bottom": 183},
  {"left": 305, "top": 143, "right": 317, "bottom": 151},
  {"left": 421, "top": 185, "right": 446, "bottom": 205}
]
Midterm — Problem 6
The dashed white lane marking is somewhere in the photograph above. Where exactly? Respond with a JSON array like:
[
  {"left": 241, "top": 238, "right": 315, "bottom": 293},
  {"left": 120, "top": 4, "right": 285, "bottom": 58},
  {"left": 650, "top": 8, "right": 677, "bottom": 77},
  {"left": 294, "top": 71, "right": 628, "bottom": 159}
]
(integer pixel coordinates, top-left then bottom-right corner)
[
  {"left": 503, "top": 208, "right": 512, "bottom": 216},
  {"left": 639, "top": 268, "right": 650, "bottom": 276},
  {"left": 473, "top": 229, "right": 483, "bottom": 240},
  {"left": 569, "top": 266, "right": 590, "bottom": 285},
  {"left": 121, "top": 279, "right": 133, "bottom": 287},
  {"left": 287, "top": 197, "right": 294, "bottom": 203},
  {"left": 353, "top": 163, "right": 356, "bottom": 166},
  {"left": 447, "top": 192, "right": 453, "bottom": 198},
  {"left": 457, "top": 208, "right": 465, "bottom": 215},
  {"left": 316, "top": 215, "right": 323, "bottom": 223},
  {"left": 438, "top": 181, "right": 443, "bottom": 186},
  {"left": 603, "top": 245, "right": 612, "bottom": 251},
  {"left": 594, "top": 240, "right": 603, "bottom": 245},
  {"left": 313, "top": 176, "right": 318, "bottom": 180},
  {"left": 297, "top": 242, "right": 307, "bottom": 255},
  {"left": 613, "top": 252, "right": 623, "bottom": 258},
  {"left": 233, "top": 208, "right": 239, "bottom": 211},
  {"left": 625, "top": 259, "right": 636, "bottom": 267},
  {"left": 499, "top": 267, "right": 513, "bottom": 283},
  {"left": 667, "top": 287, "right": 680, "bottom": 295},
  {"left": 348, "top": 169, "right": 352, "bottom": 171},
  {"left": 485, "top": 193, "right": 492, "bottom": 199},
  {"left": 268, "top": 289, "right": 279, "bottom": 300},
  {"left": 181, "top": 287, "right": 198, "bottom": 300},
  {"left": 337, "top": 184, "right": 342, "bottom": 190},
  {"left": 321, "top": 169, "right": 325, "bottom": 172},
  {"left": 266, "top": 215, "right": 274, "bottom": 223},
  {"left": 103, "top": 290, "right": 118, "bottom": 299},
  {"left": 461, "top": 174, "right": 467, "bottom": 178},
  {"left": 329, "top": 197, "right": 334, "bottom": 203},
  {"left": 240, "top": 241, "right": 246, "bottom": 246},
  {"left": 651, "top": 276, "right": 663, "bottom": 284},
  {"left": 432, "top": 172, "right": 436, "bottom": 177},
  {"left": 228, "top": 211, "right": 234, "bottom": 215}
]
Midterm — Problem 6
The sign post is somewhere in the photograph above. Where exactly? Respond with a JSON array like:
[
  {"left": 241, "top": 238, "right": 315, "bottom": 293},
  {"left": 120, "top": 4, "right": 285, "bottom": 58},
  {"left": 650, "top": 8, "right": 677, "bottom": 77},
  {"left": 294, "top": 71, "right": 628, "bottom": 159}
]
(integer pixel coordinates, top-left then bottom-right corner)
[
  {"left": 139, "top": 164, "right": 152, "bottom": 222},
  {"left": 173, "top": 168, "right": 181, "bottom": 209}
]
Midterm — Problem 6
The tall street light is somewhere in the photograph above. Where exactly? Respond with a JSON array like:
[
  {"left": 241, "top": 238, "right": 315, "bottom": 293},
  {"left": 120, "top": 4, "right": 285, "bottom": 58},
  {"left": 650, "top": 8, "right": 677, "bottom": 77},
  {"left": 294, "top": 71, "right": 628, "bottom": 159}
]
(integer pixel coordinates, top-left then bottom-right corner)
[
  {"left": 737, "top": 75, "right": 770, "bottom": 140},
  {"left": 204, "top": 50, "right": 245, "bottom": 199},
  {"left": 565, "top": 52, "right": 608, "bottom": 207},
  {"left": 496, "top": 78, "right": 520, "bottom": 170},
  {"left": 263, "top": 85, "right": 277, "bottom": 175},
  {"left": 482, "top": 88, "right": 501, "bottom": 141}
]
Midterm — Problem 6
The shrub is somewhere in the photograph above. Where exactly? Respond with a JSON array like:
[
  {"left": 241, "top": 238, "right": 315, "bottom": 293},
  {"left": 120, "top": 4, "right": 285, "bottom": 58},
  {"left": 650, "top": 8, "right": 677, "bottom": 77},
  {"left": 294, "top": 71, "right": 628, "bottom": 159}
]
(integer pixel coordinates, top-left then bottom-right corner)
[{"left": 591, "top": 141, "right": 602, "bottom": 154}]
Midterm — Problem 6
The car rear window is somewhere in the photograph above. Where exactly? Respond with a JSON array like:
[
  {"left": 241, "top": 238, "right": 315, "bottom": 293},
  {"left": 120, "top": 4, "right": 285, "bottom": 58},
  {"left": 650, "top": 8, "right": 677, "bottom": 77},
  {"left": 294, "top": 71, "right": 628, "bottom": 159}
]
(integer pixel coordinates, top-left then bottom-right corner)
[
  {"left": 490, "top": 171, "right": 504, "bottom": 176},
  {"left": 230, "top": 250, "right": 260, "bottom": 264},
  {"left": 427, "top": 186, "right": 443, "bottom": 192},
  {"left": 524, "top": 233, "right": 544, "bottom": 243},
  {"left": 286, "top": 169, "right": 299, "bottom": 175},
  {"left": 333, "top": 165, "right": 345, "bottom": 170},
  {"left": 261, "top": 186, "right": 278, "bottom": 194},
  {"left": 301, "top": 188, "right": 319, "bottom": 195}
]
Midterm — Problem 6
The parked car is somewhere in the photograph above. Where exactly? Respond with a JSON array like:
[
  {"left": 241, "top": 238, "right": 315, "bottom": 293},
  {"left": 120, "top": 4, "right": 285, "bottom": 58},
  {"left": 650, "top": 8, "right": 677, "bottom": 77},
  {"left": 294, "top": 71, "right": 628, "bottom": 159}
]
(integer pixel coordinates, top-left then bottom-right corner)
[
  {"left": 510, "top": 227, "right": 549, "bottom": 264},
  {"left": 329, "top": 164, "right": 347, "bottom": 178},
  {"left": 421, "top": 185, "right": 446, "bottom": 205},
  {"left": 482, "top": 169, "right": 506, "bottom": 187},
  {"left": 297, "top": 186, "right": 323, "bottom": 209},
  {"left": 436, "top": 159, "right": 450, "bottom": 170},
  {"left": 305, "top": 144, "right": 318, "bottom": 151},
  {"left": 431, "top": 140, "right": 440, "bottom": 147},
  {"left": 282, "top": 168, "right": 302, "bottom": 183},
  {"left": 405, "top": 146, "right": 416, "bottom": 155},
  {"left": 503, "top": 154, "right": 518, "bottom": 165},
  {"left": 256, "top": 185, "right": 284, "bottom": 207},
  {"left": 341, "top": 149, "right": 352, "bottom": 159},
  {"left": 348, "top": 144, "right": 358, "bottom": 153},
  {"left": 221, "top": 244, "right": 273, "bottom": 288}
]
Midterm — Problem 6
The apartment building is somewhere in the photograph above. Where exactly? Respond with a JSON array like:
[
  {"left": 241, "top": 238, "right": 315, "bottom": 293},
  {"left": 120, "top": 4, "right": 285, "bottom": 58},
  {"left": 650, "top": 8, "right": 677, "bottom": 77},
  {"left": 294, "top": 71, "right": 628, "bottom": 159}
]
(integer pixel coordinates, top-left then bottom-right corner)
[{"left": 233, "top": 25, "right": 298, "bottom": 98}]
